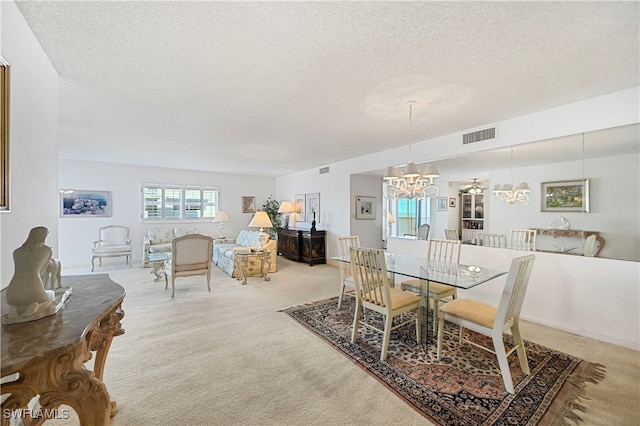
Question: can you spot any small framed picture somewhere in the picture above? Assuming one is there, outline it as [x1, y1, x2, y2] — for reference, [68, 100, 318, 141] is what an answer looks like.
[60, 190, 111, 217]
[449, 198, 456, 208]
[436, 197, 447, 211]
[355, 196, 376, 220]
[294, 194, 306, 222]
[242, 196, 255, 213]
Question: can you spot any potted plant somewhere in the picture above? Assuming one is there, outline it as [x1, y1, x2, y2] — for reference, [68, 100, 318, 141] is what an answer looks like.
[261, 196, 281, 237]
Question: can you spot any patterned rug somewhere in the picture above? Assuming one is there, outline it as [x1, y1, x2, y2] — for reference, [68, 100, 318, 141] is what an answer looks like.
[282, 297, 605, 426]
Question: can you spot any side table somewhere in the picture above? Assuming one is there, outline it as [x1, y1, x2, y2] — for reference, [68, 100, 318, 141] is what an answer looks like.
[148, 252, 169, 282]
[234, 250, 272, 285]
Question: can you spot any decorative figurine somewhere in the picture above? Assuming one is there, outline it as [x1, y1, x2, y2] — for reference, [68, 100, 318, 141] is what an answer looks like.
[311, 211, 317, 233]
[3, 227, 71, 324]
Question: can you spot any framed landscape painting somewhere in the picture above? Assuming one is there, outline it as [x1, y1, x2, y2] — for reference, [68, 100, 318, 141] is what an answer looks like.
[541, 179, 590, 212]
[60, 190, 111, 217]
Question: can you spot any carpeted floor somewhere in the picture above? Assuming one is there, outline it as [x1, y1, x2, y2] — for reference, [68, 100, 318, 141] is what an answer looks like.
[12, 258, 639, 425]
[283, 296, 605, 426]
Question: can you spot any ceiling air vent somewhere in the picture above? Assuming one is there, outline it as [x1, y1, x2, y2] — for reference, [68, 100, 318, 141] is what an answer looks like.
[463, 127, 496, 145]
[319, 166, 330, 175]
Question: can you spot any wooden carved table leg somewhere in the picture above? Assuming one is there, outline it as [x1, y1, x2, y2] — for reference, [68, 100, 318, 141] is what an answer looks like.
[1, 304, 125, 425]
[262, 256, 271, 282]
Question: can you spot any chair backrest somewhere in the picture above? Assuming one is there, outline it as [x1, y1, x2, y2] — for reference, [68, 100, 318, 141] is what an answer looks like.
[418, 224, 430, 240]
[483, 233, 506, 248]
[583, 234, 598, 257]
[427, 238, 461, 264]
[444, 229, 459, 240]
[494, 254, 535, 327]
[338, 236, 360, 280]
[171, 234, 213, 272]
[509, 229, 537, 251]
[349, 247, 391, 309]
[99, 225, 130, 246]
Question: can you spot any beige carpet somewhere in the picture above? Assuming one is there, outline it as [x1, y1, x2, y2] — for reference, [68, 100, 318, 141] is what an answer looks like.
[45, 258, 640, 425]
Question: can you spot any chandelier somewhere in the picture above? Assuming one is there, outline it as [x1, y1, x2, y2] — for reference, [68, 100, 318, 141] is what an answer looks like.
[383, 103, 440, 200]
[492, 147, 530, 205]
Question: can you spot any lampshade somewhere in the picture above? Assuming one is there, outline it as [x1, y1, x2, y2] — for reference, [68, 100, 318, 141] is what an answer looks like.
[212, 211, 230, 223]
[249, 211, 273, 229]
[387, 212, 396, 223]
[278, 201, 295, 213]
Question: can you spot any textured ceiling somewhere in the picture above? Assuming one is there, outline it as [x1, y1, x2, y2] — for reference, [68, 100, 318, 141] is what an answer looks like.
[15, 1, 640, 177]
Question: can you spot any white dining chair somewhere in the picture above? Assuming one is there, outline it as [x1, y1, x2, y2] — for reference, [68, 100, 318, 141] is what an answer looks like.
[583, 234, 598, 257]
[437, 254, 536, 394]
[509, 229, 537, 251]
[350, 247, 421, 361]
[483, 233, 506, 248]
[444, 229, 459, 240]
[337, 235, 360, 309]
[401, 238, 461, 333]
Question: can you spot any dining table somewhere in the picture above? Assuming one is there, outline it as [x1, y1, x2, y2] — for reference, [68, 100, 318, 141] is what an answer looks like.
[331, 251, 507, 352]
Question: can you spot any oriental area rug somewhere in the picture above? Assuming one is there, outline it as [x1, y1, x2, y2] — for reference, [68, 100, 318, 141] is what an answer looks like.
[282, 297, 605, 426]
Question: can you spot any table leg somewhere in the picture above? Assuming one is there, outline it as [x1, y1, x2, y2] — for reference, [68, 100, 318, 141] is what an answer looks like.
[419, 279, 431, 353]
[1, 303, 125, 425]
[262, 256, 271, 282]
[150, 262, 165, 282]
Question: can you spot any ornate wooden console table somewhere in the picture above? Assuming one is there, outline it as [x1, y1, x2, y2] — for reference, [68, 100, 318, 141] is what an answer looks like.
[1, 274, 125, 425]
[530, 228, 605, 256]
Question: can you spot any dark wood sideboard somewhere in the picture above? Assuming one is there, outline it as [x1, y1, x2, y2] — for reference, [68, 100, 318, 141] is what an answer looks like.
[277, 228, 326, 266]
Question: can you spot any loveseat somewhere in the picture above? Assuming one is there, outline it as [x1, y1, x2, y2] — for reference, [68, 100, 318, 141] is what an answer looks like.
[142, 227, 199, 267]
[212, 230, 277, 277]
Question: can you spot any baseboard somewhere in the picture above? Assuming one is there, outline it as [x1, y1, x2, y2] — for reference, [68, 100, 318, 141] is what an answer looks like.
[521, 313, 639, 352]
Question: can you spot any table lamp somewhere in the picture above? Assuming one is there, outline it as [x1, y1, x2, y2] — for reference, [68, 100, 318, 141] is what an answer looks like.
[212, 211, 230, 239]
[278, 201, 295, 229]
[248, 211, 273, 250]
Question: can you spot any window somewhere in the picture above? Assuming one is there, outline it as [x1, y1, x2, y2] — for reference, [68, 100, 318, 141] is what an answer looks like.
[142, 185, 219, 222]
[385, 185, 431, 238]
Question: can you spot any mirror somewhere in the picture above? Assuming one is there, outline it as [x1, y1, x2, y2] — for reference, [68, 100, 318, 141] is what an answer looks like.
[384, 123, 639, 262]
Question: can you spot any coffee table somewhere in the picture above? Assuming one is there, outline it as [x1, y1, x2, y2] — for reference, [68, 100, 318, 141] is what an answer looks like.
[148, 252, 170, 282]
[234, 250, 271, 285]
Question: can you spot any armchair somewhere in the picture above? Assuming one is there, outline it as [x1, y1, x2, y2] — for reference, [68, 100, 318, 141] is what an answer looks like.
[91, 225, 132, 271]
[165, 234, 213, 298]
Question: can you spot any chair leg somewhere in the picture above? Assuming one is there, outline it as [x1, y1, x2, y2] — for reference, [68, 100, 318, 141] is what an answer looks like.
[164, 273, 169, 290]
[380, 314, 393, 361]
[171, 276, 176, 298]
[207, 272, 211, 292]
[511, 321, 530, 375]
[337, 283, 345, 309]
[351, 302, 362, 344]
[492, 331, 515, 394]
[436, 315, 445, 360]
[91, 257, 96, 272]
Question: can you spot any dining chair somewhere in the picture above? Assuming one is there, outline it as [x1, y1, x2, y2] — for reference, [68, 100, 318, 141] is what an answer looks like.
[483, 233, 506, 248]
[337, 235, 360, 309]
[437, 254, 535, 394]
[165, 234, 213, 298]
[400, 238, 461, 333]
[350, 247, 421, 361]
[583, 234, 598, 257]
[418, 224, 430, 240]
[444, 229, 459, 240]
[509, 229, 537, 251]
[91, 225, 132, 272]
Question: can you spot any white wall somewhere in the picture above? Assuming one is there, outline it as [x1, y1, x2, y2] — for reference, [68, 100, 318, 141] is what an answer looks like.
[59, 160, 275, 268]
[277, 87, 640, 350]
[0, 1, 59, 288]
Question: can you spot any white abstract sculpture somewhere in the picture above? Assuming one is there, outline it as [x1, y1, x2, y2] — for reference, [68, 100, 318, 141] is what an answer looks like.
[3, 227, 71, 324]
